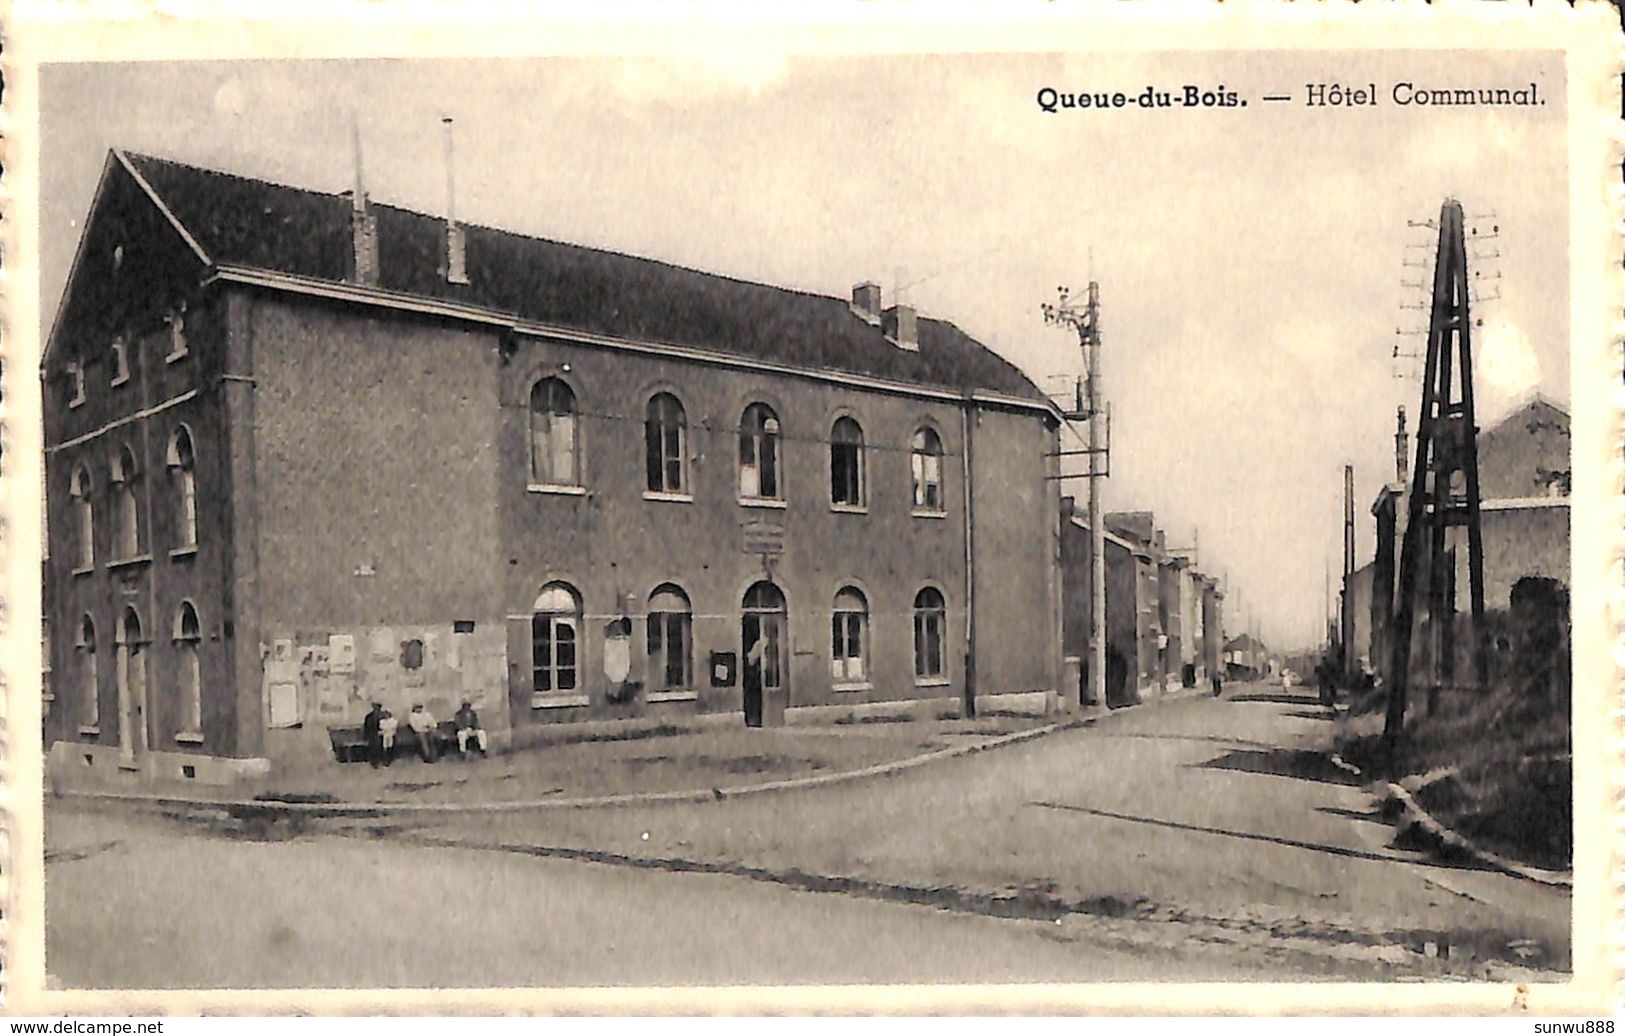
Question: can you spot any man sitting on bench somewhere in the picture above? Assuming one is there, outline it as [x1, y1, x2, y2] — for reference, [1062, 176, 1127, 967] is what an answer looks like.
[405, 703, 439, 763]
[454, 700, 488, 757]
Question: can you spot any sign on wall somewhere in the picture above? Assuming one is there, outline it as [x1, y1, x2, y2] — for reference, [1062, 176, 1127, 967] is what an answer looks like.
[740, 521, 786, 556]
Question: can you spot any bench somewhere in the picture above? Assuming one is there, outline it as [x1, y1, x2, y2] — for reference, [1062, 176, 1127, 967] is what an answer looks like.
[327, 720, 465, 763]
[327, 725, 370, 764]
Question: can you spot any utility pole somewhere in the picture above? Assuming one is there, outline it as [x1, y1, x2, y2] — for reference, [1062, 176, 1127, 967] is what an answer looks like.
[1385, 199, 1489, 747]
[1044, 282, 1107, 711]
[1342, 463, 1356, 680]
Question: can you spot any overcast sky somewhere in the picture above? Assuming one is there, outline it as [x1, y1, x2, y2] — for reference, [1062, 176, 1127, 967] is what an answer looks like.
[40, 53, 1569, 649]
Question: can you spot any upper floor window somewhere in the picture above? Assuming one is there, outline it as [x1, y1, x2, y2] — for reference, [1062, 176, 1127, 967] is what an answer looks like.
[110, 336, 130, 386]
[531, 582, 581, 704]
[167, 427, 197, 550]
[647, 583, 693, 691]
[164, 304, 188, 363]
[738, 403, 782, 501]
[529, 378, 579, 487]
[912, 428, 945, 512]
[645, 393, 688, 495]
[111, 446, 140, 559]
[174, 602, 202, 736]
[70, 465, 94, 570]
[830, 417, 866, 508]
[831, 586, 869, 684]
[65, 362, 86, 409]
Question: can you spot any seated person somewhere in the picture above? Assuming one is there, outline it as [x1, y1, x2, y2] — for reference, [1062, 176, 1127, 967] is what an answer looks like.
[454, 700, 488, 756]
[406, 703, 438, 763]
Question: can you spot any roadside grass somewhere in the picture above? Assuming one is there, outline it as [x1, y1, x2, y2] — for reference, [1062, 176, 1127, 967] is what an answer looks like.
[1336, 682, 1570, 870]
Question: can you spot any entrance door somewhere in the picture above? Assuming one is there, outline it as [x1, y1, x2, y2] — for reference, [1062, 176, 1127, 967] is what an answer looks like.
[741, 581, 786, 728]
[115, 607, 148, 768]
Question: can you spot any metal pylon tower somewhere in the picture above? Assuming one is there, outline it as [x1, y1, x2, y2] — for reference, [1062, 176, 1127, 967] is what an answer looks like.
[1384, 199, 1489, 745]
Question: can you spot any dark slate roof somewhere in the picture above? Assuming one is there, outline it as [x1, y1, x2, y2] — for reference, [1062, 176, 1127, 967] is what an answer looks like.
[123, 152, 1047, 403]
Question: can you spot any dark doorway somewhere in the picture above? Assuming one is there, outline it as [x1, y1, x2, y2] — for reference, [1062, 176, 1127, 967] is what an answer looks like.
[741, 581, 786, 728]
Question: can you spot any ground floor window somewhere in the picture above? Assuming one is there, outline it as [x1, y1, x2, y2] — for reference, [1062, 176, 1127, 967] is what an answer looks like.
[532, 582, 581, 704]
[174, 602, 202, 735]
[647, 584, 693, 690]
[831, 586, 868, 683]
[914, 587, 946, 679]
[76, 614, 99, 728]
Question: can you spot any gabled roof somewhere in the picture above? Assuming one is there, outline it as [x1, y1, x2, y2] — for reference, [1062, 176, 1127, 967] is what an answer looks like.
[113, 151, 1047, 404]
[1483, 392, 1569, 435]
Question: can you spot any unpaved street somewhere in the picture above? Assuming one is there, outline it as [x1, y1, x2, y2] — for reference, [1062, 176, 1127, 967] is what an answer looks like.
[45, 684, 1569, 987]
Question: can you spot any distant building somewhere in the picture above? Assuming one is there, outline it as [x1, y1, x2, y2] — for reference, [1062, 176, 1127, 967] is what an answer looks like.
[1367, 395, 1569, 685]
[1060, 498, 1140, 707]
[42, 150, 1064, 784]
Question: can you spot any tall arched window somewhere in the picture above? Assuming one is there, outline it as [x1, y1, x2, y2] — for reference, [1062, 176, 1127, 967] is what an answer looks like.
[174, 602, 202, 736]
[831, 586, 869, 684]
[167, 427, 197, 549]
[76, 614, 99, 728]
[647, 583, 693, 690]
[738, 403, 781, 501]
[111, 446, 140, 559]
[914, 587, 947, 680]
[911, 428, 945, 512]
[70, 465, 94, 569]
[645, 393, 687, 494]
[529, 378, 579, 486]
[531, 582, 581, 704]
[830, 417, 866, 508]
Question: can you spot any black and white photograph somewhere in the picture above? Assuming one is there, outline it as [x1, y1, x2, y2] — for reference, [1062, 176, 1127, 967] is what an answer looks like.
[4, 5, 1618, 1015]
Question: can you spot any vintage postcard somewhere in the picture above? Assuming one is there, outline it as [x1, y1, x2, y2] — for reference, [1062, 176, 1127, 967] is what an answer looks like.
[1, 1, 1619, 1017]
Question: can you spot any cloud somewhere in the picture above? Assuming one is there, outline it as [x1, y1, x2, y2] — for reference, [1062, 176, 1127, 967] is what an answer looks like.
[1477, 313, 1542, 409]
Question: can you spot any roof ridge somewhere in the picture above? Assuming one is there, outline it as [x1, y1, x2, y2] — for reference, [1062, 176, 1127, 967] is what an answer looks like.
[114, 149, 1047, 402]
[128, 150, 920, 317]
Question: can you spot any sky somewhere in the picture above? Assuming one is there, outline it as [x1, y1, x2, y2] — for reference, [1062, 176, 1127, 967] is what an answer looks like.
[38, 52, 1570, 650]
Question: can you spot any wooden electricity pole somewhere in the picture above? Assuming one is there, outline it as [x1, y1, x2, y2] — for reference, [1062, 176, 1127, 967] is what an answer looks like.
[1384, 199, 1489, 747]
[1045, 282, 1108, 711]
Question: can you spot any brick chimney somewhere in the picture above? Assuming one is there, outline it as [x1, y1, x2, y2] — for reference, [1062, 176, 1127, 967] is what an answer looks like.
[882, 304, 918, 352]
[349, 122, 379, 286]
[442, 116, 469, 286]
[850, 282, 882, 325]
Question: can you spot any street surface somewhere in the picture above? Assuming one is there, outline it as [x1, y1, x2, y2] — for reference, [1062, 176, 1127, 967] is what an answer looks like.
[45, 683, 1569, 987]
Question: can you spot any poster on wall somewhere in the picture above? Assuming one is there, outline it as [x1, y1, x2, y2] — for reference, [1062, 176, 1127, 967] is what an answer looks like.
[329, 634, 355, 674]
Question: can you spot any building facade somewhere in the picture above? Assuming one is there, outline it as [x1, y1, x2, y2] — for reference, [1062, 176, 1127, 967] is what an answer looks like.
[43, 151, 1064, 783]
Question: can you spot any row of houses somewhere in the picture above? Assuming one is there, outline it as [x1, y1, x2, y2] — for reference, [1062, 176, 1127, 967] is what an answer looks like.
[39, 149, 1235, 785]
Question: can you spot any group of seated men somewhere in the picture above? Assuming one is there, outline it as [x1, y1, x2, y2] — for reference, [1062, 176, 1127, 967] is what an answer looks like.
[361, 699, 488, 767]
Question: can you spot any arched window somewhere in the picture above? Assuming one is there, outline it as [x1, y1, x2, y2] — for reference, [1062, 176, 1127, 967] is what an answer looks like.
[531, 582, 581, 704]
[830, 417, 865, 508]
[831, 586, 869, 684]
[167, 427, 197, 549]
[529, 378, 579, 486]
[911, 428, 945, 512]
[76, 614, 99, 729]
[742, 581, 787, 692]
[647, 583, 693, 690]
[111, 446, 140, 559]
[738, 403, 781, 501]
[70, 465, 94, 569]
[173, 602, 202, 736]
[914, 587, 947, 680]
[645, 393, 687, 494]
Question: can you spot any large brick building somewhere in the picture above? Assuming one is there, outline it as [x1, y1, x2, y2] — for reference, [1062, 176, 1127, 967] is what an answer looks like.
[1366, 395, 1570, 685]
[42, 150, 1064, 783]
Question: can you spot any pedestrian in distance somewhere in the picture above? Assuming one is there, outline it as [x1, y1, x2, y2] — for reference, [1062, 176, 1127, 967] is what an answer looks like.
[1211, 671, 1223, 698]
[454, 700, 488, 757]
